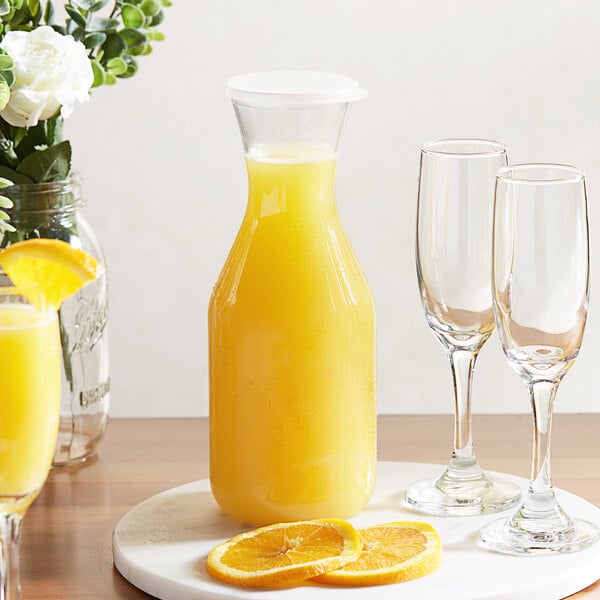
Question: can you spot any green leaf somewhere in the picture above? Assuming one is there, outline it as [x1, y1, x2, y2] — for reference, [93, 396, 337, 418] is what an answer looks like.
[0, 79, 9, 111]
[0, 220, 15, 233]
[16, 140, 72, 183]
[0, 177, 13, 190]
[65, 5, 86, 28]
[131, 43, 152, 56]
[104, 71, 116, 85]
[0, 166, 32, 184]
[71, 0, 95, 9]
[0, 49, 14, 88]
[0, 70, 13, 88]
[84, 31, 106, 48]
[106, 56, 127, 75]
[86, 17, 120, 32]
[121, 3, 144, 28]
[147, 31, 164, 41]
[12, 127, 26, 148]
[26, 0, 40, 16]
[0, 0, 10, 16]
[161, 0, 172, 6]
[43, 0, 53, 24]
[0, 55, 13, 72]
[119, 28, 146, 48]
[8, 118, 57, 159]
[101, 32, 126, 59]
[122, 57, 137, 78]
[150, 10, 163, 26]
[140, 0, 160, 17]
[71, 26, 85, 41]
[89, 0, 111, 11]
[91, 59, 104, 87]
[44, 115, 62, 147]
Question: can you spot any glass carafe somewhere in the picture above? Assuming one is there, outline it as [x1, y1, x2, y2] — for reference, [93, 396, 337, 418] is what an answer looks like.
[209, 72, 376, 525]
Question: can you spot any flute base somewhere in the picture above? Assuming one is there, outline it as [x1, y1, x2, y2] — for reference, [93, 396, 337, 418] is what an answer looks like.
[405, 467, 521, 516]
[481, 514, 600, 555]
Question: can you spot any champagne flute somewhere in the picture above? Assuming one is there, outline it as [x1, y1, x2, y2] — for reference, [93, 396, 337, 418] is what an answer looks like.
[405, 139, 521, 515]
[481, 163, 600, 553]
[0, 286, 60, 597]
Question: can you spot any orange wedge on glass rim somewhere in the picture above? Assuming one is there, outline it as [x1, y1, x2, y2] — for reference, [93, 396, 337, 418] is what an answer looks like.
[313, 521, 442, 586]
[206, 519, 362, 588]
[0, 238, 104, 310]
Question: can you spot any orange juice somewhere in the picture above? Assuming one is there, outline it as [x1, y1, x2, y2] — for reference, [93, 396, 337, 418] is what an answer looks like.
[209, 144, 376, 525]
[0, 304, 60, 512]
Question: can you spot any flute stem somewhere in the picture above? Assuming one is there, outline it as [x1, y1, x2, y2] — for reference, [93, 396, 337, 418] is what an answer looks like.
[447, 349, 481, 478]
[529, 380, 556, 498]
[507, 379, 573, 533]
[0, 512, 22, 600]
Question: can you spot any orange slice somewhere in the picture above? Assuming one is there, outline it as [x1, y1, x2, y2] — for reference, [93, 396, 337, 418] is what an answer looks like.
[0, 238, 104, 310]
[206, 519, 362, 588]
[314, 521, 442, 586]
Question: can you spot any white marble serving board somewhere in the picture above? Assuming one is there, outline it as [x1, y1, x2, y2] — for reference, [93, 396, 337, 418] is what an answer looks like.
[113, 462, 600, 600]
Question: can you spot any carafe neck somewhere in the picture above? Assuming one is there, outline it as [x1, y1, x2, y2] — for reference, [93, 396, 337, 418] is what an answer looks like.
[233, 103, 350, 157]
[245, 146, 337, 219]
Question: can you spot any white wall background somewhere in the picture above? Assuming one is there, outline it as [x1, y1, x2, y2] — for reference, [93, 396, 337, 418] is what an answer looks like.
[65, 0, 600, 417]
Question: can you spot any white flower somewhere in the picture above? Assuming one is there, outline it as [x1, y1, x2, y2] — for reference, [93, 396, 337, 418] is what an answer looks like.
[0, 26, 93, 128]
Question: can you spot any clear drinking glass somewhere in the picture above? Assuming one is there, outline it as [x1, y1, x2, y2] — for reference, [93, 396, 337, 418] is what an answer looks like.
[481, 163, 600, 553]
[0, 286, 61, 597]
[405, 139, 521, 515]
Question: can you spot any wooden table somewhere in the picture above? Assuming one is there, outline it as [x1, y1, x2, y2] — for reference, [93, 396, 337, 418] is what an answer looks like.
[22, 415, 600, 599]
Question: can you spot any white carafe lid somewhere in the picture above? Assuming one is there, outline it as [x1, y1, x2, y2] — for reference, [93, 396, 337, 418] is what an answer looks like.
[226, 71, 367, 106]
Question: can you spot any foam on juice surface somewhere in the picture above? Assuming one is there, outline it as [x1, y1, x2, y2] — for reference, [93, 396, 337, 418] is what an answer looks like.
[247, 142, 337, 164]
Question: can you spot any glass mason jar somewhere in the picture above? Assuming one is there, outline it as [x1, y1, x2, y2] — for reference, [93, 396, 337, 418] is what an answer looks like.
[0, 173, 110, 467]
[209, 72, 376, 525]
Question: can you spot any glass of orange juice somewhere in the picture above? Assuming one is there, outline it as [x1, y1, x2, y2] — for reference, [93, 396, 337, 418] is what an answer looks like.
[0, 285, 61, 599]
[209, 72, 376, 525]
